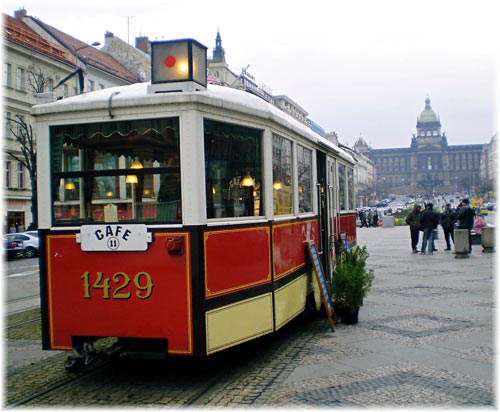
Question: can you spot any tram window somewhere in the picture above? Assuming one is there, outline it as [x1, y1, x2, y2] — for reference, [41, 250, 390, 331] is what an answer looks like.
[272, 134, 293, 215]
[297, 145, 312, 213]
[50, 117, 181, 224]
[338, 163, 346, 210]
[347, 167, 354, 210]
[204, 119, 262, 218]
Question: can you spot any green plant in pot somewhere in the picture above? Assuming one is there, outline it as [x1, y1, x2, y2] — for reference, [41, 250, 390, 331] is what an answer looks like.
[332, 246, 374, 324]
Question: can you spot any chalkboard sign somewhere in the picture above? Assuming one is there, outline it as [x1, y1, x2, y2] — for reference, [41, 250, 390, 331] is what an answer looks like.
[343, 236, 351, 252]
[306, 241, 335, 331]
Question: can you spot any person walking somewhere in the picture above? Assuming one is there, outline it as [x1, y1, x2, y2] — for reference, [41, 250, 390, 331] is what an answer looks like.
[359, 210, 368, 228]
[406, 204, 422, 253]
[367, 210, 373, 228]
[420, 202, 439, 255]
[457, 198, 475, 253]
[440, 203, 457, 250]
[372, 211, 379, 228]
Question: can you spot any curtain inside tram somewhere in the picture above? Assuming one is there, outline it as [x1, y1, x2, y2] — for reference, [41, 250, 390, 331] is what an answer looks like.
[204, 119, 263, 219]
[50, 117, 181, 225]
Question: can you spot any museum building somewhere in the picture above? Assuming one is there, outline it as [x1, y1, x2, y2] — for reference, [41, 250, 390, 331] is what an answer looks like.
[354, 97, 484, 196]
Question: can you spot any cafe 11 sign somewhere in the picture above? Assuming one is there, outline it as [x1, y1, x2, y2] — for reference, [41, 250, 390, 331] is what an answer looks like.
[78, 224, 152, 251]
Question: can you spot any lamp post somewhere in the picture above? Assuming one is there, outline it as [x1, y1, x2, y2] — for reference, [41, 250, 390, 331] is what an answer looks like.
[54, 42, 100, 95]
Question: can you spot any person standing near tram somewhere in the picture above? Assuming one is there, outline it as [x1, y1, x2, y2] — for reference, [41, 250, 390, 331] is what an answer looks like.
[406, 203, 422, 253]
[440, 203, 457, 251]
[420, 203, 439, 255]
[458, 198, 475, 253]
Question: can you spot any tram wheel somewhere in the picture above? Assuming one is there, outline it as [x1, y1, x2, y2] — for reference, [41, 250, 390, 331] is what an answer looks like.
[64, 356, 83, 373]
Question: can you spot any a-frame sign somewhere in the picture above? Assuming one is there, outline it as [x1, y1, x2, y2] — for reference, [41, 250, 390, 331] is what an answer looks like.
[306, 241, 335, 331]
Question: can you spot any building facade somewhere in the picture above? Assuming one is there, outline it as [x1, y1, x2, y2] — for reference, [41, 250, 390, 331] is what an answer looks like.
[354, 97, 484, 197]
[326, 132, 374, 207]
[3, 8, 137, 232]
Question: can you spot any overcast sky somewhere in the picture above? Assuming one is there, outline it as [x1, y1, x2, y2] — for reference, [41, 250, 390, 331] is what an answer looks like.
[3, 0, 498, 148]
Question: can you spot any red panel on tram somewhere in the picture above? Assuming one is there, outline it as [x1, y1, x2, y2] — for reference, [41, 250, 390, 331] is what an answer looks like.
[272, 219, 318, 280]
[45, 232, 193, 355]
[339, 213, 357, 246]
[204, 226, 271, 298]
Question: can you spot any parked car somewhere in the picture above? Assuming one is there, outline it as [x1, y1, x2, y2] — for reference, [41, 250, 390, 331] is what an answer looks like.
[3, 235, 25, 260]
[4, 231, 39, 258]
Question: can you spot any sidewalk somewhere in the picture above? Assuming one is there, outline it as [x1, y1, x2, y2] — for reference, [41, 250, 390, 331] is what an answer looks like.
[267, 225, 495, 407]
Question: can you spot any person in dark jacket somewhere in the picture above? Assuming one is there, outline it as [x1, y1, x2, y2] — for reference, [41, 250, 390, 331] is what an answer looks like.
[458, 198, 475, 253]
[405, 203, 422, 253]
[440, 203, 457, 250]
[420, 203, 439, 255]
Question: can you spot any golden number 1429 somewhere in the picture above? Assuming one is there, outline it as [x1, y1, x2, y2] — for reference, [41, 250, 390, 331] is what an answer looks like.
[81, 271, 154, 300]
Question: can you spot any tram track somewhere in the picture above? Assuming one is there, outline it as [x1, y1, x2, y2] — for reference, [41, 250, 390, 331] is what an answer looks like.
[7, 359, 114, 408]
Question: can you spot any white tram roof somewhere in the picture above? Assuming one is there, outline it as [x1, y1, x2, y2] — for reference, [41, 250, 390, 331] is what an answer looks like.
[33, 83, 354, 164]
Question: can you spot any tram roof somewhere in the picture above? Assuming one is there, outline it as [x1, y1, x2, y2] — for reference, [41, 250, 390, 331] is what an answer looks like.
[33, 83, 354, 164]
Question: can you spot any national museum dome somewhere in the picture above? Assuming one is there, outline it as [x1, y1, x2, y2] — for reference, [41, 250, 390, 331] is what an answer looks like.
[418, 96, 439, 123]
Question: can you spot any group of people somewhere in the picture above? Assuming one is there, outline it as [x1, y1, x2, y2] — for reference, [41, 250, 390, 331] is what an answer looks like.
[405, 198, 487, 255]
[358, 209, 379, 228]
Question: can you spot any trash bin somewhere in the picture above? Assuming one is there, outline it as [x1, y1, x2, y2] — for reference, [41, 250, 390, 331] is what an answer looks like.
[382, 215, 394, 228]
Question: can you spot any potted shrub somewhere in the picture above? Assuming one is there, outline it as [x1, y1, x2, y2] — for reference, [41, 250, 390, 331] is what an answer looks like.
[331, 246, 374, 324]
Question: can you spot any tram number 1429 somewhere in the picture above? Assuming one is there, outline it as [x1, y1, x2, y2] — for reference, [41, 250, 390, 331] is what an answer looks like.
[81, 271, 154, 300]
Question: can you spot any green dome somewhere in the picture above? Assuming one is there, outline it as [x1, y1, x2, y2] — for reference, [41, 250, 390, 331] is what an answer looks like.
[418, 97, 438, 123]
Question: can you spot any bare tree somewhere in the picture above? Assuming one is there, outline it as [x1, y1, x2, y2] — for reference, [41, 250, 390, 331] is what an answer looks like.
[27, 65, 51, 93]
[6, 115, 38, 230]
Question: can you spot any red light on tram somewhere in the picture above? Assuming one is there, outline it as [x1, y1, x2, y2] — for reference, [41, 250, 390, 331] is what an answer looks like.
[165, 55, 176, 68]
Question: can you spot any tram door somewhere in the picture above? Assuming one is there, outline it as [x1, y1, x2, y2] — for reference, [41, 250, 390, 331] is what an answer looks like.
[317, 151, 336, 283]
[325, 156, 337, 281]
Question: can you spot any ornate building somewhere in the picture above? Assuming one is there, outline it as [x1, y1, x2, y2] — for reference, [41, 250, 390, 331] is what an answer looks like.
[354, 97, 484, 196]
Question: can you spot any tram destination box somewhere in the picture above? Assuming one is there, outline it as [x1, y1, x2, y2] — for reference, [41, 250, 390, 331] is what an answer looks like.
[78, 224, 152, 251]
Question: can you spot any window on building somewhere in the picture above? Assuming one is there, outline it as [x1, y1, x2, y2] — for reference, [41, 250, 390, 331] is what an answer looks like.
[17, 163, 24, 188]
[338, 163, 346, 210]
[63, 84, 68, 98]
[73, 86, 78, 96]
[272, 134, 293, 215]
[4, 63, 12, 87]
[297, 145, 312, 213]
[4, 111, 11, 139]
[99, 83, 105, 90]
[51, 117, 181, 224]
[47, 78, 53, 91]
[420, 131, 425, 136]
[16, 115, 25, 137]
[5, 161, 11, 188]
[16, 67, 25, 91]
[204, 119, 262, 219]
[426, 131, 431, 136]
[433, 130, 438, 136]
[88, 80, 94, 91]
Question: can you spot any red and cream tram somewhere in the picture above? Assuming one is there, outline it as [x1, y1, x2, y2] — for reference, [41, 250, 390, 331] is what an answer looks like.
[33, 39, 356, 364]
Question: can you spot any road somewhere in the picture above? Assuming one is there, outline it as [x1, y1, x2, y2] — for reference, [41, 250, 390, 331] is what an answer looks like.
[5, 257, 40, 314]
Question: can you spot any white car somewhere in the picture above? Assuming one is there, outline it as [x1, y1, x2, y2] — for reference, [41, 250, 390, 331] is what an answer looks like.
[6, 231, 39, 258]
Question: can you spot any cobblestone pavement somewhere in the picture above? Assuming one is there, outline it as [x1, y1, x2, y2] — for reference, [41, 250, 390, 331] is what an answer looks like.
[5, 225, 495, 407]
[264, 225, 495, 407]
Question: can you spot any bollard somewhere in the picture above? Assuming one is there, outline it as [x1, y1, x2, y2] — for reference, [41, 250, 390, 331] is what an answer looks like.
[481, 227, 495, 253]
[382, 215, 394, 228]
[454, 229, 470, 258]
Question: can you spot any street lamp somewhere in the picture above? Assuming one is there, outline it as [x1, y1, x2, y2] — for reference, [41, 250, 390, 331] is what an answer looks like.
[74, 41, 101, 53]
[54, 41, 100, 95]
